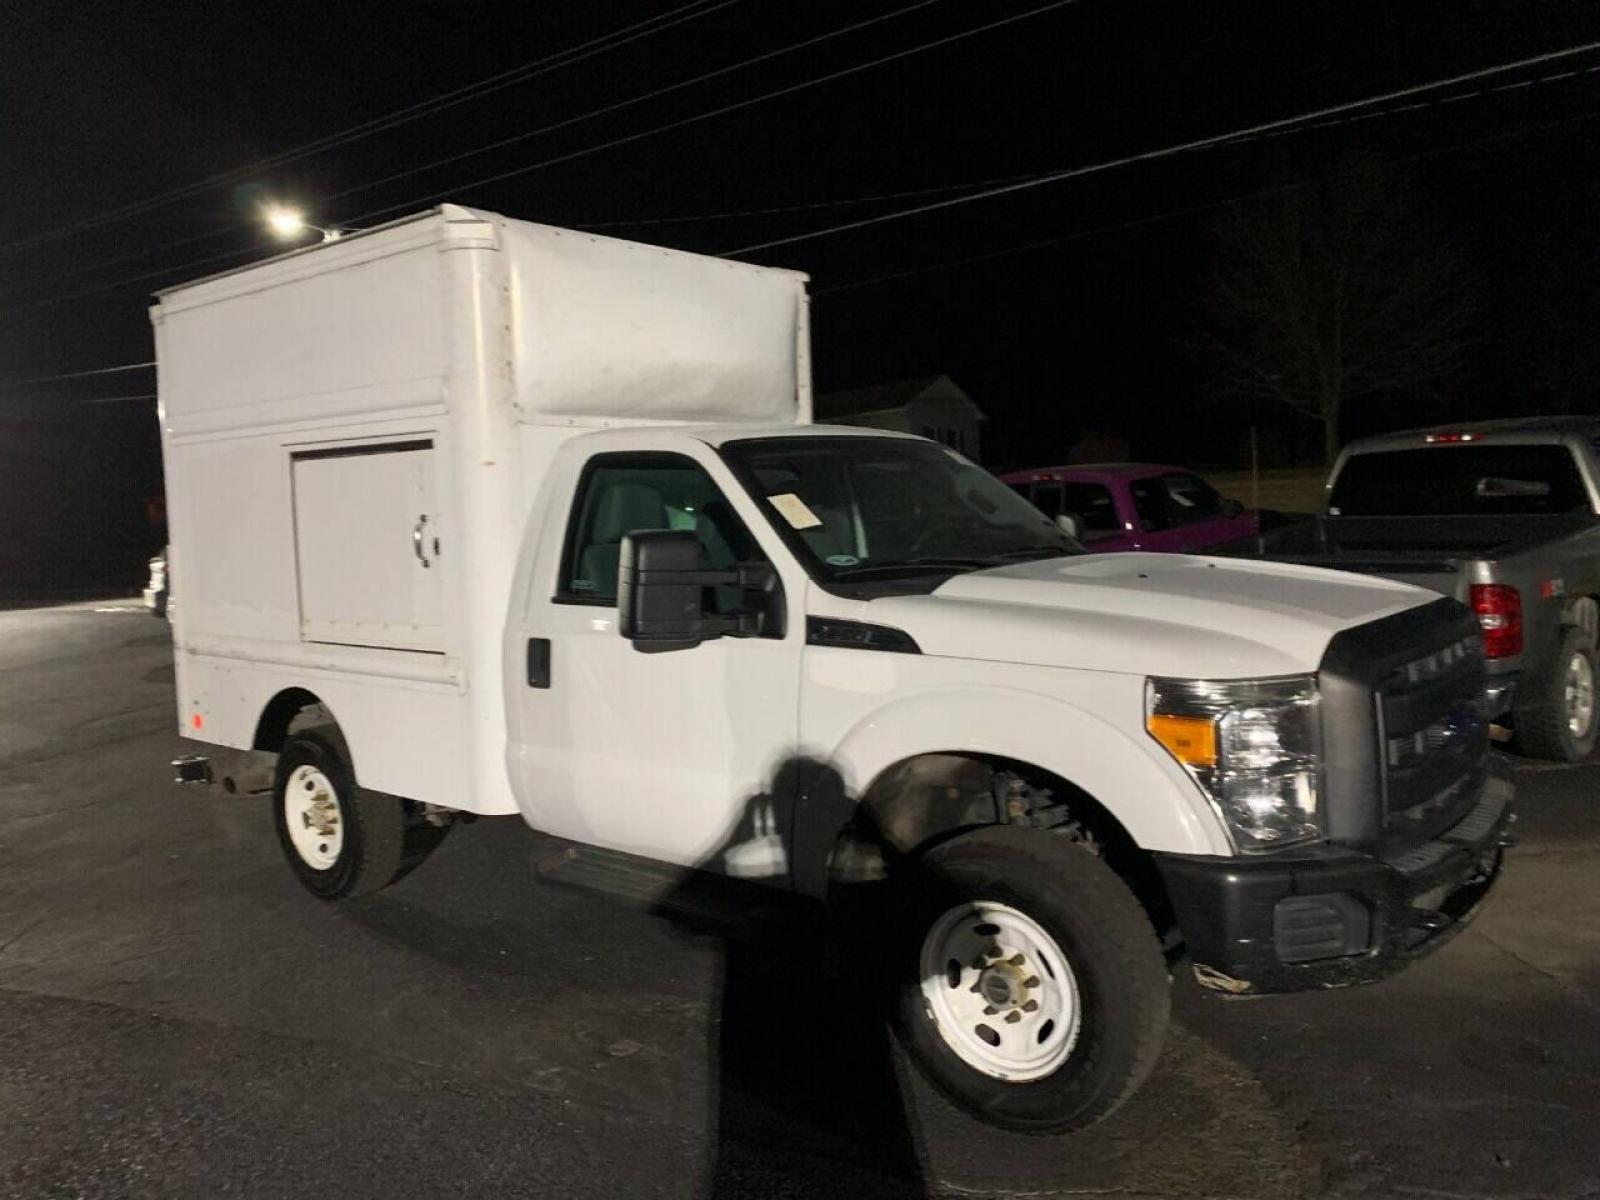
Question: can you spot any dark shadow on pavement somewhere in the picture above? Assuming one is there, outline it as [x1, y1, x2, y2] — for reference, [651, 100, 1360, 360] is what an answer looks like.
[654, 756, 930, 1199]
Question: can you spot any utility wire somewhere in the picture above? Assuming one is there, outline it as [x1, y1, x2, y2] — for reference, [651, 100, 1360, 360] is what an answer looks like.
[15, 245, 267, 313]
[0, 0, 741, 259]
[813, 105, 1600, 296]
[24, 0, 946, 293]
[37, 31, 1600, 299]
[572, 172, 1050, 229]
[7, 361, 155, 385]
[720, 41, 1600, 255]
[78, 392, 157, 406]
[323, 0, 946, 207]
[17, 39, 1600, 314]
[336, 0, 1081, 229]
[16, 101, 1600, 391]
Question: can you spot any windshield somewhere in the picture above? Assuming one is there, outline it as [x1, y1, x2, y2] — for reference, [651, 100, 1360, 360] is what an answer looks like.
[1329, 445, 1593, 516]
[720, 436, 1077, 582]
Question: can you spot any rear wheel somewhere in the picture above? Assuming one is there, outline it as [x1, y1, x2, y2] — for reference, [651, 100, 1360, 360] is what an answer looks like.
[892, 826, 1169, 1133]
[1515, 626, 1597, 762]
[272, 729, 448, 899]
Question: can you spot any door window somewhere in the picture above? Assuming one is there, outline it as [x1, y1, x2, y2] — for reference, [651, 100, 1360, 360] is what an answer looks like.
[558, 452, 761, 605]
[1129, 473, 1225, 531]
[1028, 482, 1064, 518]
[1060, 482, 1120, 534]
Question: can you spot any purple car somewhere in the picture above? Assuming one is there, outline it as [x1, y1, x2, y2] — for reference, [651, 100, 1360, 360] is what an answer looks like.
[999, 463, 1259, 553]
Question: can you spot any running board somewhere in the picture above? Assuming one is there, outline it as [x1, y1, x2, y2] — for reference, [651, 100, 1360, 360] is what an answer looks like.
[532, 842, 807, 940]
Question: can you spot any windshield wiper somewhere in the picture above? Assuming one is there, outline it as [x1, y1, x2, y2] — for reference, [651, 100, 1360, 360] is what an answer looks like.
[830, 557, 996, 579]
[985, 545, 1075, 562]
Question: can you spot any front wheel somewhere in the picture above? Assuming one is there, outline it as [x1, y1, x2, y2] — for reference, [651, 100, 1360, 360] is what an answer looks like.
[893, 826, 1169, 1133]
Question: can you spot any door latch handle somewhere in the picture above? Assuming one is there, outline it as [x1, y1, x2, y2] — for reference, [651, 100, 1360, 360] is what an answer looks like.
[526, 638, 552, 688]
[413, 514, 431, 569]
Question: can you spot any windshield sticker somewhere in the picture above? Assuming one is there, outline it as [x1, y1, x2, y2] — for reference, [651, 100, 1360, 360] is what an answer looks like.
[768, 492, 823, 530]
[825, 553, 860, 567]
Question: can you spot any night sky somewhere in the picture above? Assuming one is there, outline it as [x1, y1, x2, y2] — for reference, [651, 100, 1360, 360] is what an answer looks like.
[3, 0, 1599, 590]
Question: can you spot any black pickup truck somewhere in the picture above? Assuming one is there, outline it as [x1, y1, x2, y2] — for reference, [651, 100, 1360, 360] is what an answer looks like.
[1221, 416, 1600, 761]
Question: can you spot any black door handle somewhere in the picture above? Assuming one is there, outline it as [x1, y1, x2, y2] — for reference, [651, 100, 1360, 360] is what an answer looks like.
[526, 638, 552, 688]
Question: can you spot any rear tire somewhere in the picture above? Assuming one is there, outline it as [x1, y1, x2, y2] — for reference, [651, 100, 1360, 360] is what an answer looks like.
[1514, 626, 1597, 762]
[272, 730, 445, 899]
[891, 826, 1169, 1133]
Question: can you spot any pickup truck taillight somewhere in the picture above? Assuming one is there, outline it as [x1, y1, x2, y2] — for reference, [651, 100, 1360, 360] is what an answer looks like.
[1470, 583, 1523, 658]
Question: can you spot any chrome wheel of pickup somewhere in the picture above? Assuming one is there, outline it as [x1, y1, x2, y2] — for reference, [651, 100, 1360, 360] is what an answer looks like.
[1566, 649, 1595, 740]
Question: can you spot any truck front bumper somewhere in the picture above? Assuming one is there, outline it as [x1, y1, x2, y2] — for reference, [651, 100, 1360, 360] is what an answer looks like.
[1154, 771, 1514, 996]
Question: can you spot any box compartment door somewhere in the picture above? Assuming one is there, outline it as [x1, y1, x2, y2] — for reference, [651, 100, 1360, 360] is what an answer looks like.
[292, 440, 444, 652]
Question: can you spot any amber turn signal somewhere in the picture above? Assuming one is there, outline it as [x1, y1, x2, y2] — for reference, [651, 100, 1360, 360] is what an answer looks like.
[1147, 712, 1217, 768]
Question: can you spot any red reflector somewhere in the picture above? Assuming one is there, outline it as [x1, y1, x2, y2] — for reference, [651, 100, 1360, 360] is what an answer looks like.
[1470, 584, 1523, 658]
[192, 712, 204, 730]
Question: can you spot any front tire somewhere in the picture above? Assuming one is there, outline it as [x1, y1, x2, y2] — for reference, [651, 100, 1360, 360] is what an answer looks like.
[1515, 625, 1598, 762]
[892, 826, 1169, 1133]
[272, 730, 443, 899]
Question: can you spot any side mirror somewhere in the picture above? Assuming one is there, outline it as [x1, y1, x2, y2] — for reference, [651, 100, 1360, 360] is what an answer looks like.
[617, 529, 781, 652]
[1055, 512, 1083, 540]
[1219, 497, 1245, 517]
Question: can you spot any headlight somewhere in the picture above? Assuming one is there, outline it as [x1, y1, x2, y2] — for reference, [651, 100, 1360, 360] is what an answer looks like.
[1146, 675, 1321, 853]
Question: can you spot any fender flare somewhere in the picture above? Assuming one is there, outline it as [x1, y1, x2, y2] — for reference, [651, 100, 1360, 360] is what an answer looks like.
[792, 685, 1228, 896]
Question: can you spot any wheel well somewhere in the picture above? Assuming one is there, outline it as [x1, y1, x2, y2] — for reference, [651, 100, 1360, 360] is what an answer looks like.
[252, 688, 331, 754]
[852, 752, 1176, 943]
[1564, 595, 1599, 641]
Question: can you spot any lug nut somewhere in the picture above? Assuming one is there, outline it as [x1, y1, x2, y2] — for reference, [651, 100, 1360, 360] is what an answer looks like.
[1021, 999, 1039, 1012]
[1023, 976, 1040, 988]
[1009, 953, 1025, 966]
[1004, 1011, 1022, 1024]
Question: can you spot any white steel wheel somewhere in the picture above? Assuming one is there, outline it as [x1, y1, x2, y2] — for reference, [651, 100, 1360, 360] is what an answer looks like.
[918, 900, 1081, 1082]
[283, 763, 345, 870]
[1566, 649, 1595, 740]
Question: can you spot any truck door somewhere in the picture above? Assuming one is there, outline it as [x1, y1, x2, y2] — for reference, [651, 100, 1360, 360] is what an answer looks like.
[292, 440, 444, 652]
[508, 445, 803, 875]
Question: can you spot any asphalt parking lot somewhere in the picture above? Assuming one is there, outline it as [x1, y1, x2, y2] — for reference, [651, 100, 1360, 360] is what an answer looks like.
[1, 600, 1597, 1199]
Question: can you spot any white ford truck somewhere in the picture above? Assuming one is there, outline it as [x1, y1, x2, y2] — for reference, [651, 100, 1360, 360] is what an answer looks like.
[156, 204, 1511, 1132]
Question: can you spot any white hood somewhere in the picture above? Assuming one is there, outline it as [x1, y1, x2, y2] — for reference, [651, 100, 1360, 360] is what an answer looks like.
[863, 553, 1433, 678]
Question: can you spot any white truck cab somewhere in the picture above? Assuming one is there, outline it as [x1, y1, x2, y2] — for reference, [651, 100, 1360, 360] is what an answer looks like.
[155, 205, 1511, 1132]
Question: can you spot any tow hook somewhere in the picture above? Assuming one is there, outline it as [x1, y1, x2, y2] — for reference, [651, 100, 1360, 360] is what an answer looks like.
[172, 755, 213, 786]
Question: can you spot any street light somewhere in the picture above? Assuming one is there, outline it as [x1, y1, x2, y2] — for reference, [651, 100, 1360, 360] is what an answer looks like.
[263, 205, 343, 244]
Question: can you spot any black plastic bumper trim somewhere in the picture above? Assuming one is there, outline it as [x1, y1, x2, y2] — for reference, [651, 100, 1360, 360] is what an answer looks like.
[1155, 771, 1512, 995]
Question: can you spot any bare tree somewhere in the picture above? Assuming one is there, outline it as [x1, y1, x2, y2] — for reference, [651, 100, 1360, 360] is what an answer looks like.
[1205, 163, 1475, 463]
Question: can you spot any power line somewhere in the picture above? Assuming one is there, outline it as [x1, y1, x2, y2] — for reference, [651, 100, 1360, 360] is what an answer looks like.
[46, 48, 1599, 304]
[19, 37, 1600, 315]
[16, 102, 1599, 395]
[813, 105, 1600, 296]
[336, 0, 1081, 229]
[78, 393, 157, 406]
[7, 361, 155, 385]
[0, 0, 741, 260]
[15, 244, 263, 313]
[571, 172, 1051, 229]
[578, 57, 1599, 234]
[12, 0, 945, 296]
[323, 0, 946, 208]
[720, 40, 1600, 256]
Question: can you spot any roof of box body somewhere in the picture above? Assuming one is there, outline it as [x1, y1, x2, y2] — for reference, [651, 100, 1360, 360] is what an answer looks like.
[153, 204, 806, 299]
